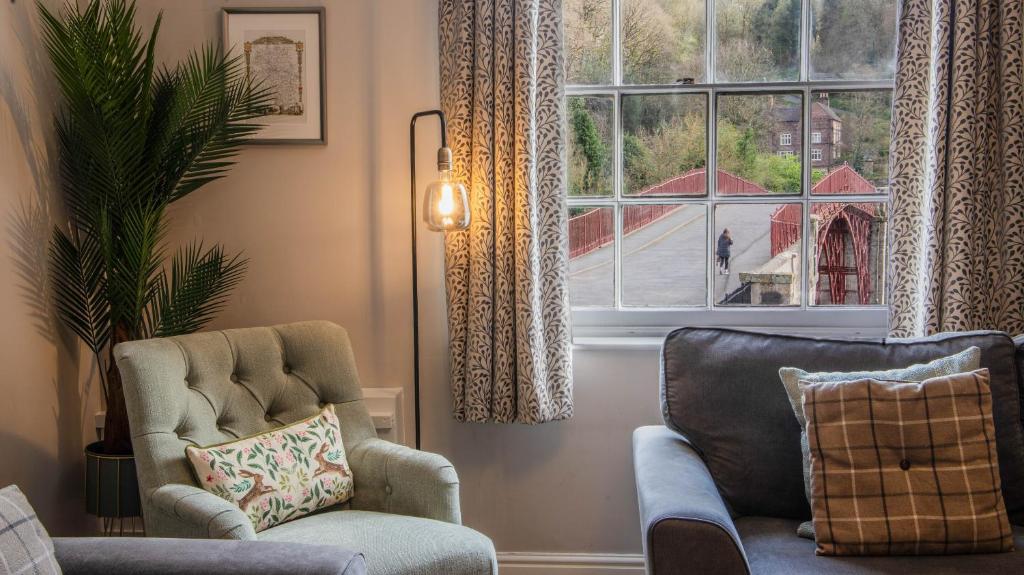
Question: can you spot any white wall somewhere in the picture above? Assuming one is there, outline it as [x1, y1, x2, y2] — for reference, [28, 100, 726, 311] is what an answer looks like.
[0, 0, 96, 535]
[1, 0, 664, 555]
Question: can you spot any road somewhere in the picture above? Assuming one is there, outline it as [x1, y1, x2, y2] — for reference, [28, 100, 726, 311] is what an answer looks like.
[568, 203, 783, 307]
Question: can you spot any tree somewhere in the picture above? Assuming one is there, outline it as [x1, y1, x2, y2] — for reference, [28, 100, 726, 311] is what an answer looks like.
[564, 0, 612, 83]
[569, 98, 609, 195]
[828, 91, 892, 186]
[620, 0, 672, 84]
[811, 0, 897, 79]
[623, 134, 656, 192]
[566, 0, 705, 85]
[41, 0, 271, 454]
[751, 0, 801, 75]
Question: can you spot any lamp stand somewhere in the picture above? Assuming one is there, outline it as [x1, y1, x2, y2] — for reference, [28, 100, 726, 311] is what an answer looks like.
[409, 110, 448, 450]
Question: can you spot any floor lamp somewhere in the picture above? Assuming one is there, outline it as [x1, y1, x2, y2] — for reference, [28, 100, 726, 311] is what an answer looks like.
[409, 110, 469, 449]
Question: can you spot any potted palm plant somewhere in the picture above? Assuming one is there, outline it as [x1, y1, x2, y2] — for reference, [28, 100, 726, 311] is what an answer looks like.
[40, 0, 271, 524]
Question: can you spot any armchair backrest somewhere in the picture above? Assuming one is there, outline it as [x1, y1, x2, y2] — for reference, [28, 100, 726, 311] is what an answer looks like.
[661, 328, 1024, 524]
[114, 321, 377, 506]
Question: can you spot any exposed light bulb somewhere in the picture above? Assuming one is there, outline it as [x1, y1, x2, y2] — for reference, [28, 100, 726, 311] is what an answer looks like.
[438, 183, 455, 216]
[423, 167, 469, 232]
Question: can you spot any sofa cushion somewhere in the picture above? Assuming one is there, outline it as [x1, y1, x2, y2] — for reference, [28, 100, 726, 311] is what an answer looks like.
[0, 485, 60, 575]
[736, 516, 1024, 574]
[804, 370, 1013, 556]
[258, 509, 496, 575]
[660, 328, 1024, 522]
[780, 346, 982, 522]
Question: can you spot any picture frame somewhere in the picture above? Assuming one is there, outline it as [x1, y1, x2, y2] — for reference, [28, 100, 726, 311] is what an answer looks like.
[222, 7, 326, 144]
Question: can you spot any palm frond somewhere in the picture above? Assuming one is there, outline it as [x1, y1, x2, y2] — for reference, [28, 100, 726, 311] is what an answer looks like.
[162, 45, 274, 202]
[146, 242, 247, 338]
[105, 201, 168, 339]
[50, 226, 110, 354]
[39, 0, 159, 210]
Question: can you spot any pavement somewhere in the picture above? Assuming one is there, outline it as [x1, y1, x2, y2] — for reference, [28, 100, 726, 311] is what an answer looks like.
[568, 203, 785, 307]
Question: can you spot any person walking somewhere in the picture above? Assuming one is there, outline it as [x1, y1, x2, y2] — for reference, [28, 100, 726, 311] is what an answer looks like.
[716, 228, 733, 275]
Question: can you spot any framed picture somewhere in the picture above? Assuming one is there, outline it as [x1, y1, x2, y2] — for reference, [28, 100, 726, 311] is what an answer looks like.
[222, 7, 326, 144]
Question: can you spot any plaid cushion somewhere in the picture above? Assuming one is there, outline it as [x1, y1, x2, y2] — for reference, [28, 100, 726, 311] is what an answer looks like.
[778, 346, 982, 539]
[802, 369, 1014, 556]
[0, 485, 60, 574]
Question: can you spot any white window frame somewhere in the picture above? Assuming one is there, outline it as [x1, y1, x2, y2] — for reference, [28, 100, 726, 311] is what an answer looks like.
[779, 132, 793, 146]
[812, 131, 822, 143]
[566, 0, 892, 338]
[811, 148, 823, 161]
[777, 150, 794, 158]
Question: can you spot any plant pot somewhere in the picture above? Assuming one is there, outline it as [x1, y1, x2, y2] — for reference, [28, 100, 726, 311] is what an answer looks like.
[84, 441, 141, 518]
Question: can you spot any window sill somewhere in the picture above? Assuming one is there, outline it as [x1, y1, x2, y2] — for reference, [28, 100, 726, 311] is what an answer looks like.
[571, 311, 890, 351]
[573, 336, 665, 351]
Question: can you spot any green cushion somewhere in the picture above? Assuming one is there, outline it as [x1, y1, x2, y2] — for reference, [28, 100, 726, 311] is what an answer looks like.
[778, 346, 982, 539]
[258, 509, 496, 575]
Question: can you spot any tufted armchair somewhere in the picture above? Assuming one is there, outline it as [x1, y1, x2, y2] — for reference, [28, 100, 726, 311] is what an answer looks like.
[113, 321, 496, 575]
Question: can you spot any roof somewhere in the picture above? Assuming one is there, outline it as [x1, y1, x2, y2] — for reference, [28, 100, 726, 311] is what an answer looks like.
[772, 101, 841, 123]
[811, 164, 878, 195]
[812, 101, 841, 121]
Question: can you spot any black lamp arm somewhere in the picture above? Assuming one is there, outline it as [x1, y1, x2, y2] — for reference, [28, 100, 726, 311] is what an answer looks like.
[411, 109, 449, 156]
[408, 109, 450, 450]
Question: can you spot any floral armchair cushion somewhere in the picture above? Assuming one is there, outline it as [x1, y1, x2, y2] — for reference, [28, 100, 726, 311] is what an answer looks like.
[185, 405, 354, 532]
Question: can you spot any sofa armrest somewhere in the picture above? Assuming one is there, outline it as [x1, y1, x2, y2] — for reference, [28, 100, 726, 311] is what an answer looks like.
[633, 426, 749, 575]
[53, 538, 365, 575]
[149, 483, 256, 540]
[347, 438, 461, 524]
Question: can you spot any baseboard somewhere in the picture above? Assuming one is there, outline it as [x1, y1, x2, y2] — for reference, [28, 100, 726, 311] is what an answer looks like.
[496, 552, 645, 575]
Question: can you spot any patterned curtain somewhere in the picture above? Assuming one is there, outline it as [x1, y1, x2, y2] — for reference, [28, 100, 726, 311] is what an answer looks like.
[438, 0, 574, 423]
[888, 0, 1024, 337]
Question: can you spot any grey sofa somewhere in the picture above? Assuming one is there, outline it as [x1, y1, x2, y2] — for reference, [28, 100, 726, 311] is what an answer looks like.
[634, 327, 1024, 574]
[113, 321, 496, 575]
[53, 538, 364, 574]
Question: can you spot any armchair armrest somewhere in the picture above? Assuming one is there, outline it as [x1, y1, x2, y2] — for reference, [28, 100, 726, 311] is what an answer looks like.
[633, 426, 749, 575]
[53, 538, 365, 575]
[347, 438, 461, 524]
[148, 483, 256, 540]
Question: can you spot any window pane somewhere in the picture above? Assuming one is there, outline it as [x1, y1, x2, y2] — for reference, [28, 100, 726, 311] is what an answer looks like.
[568, 96, 614, 197]
[810, 202, 887, 305]
[714, 203, 802, 306]
[622, 0, 706, 84]
[810, 91, 891, 194]
[716, 93, 802, 195]
[715, 0, 801, 82]
[622, 204, 707, 306]
[810, 0, 897, 80]
[569, 206, 615, 306]
[622, 94, 707, 196]
[564, 0, 613, 84]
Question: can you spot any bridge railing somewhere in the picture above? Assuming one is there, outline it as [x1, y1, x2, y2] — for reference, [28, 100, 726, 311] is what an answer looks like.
[569, 204, 681, 259]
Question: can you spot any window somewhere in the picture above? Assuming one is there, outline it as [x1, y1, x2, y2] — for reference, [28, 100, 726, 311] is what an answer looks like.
[564, 0, 896, 329]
